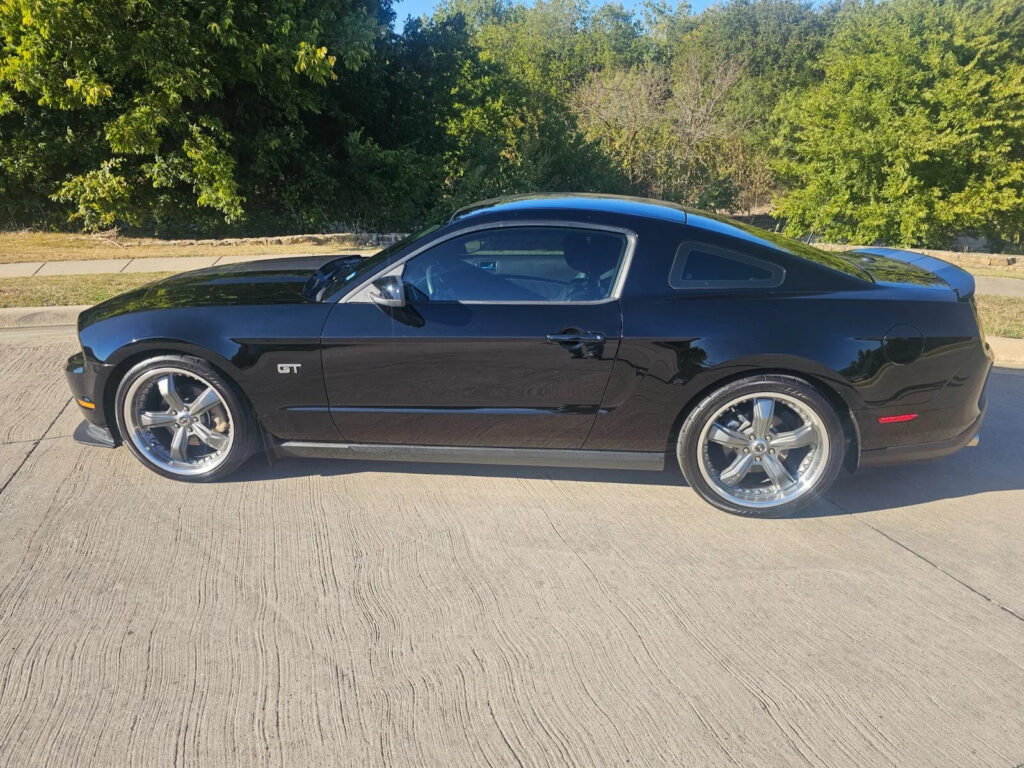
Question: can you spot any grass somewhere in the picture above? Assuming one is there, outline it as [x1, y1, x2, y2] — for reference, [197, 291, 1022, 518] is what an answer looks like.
[964, 265, 1024, 280]
[976, 295, 1024, 339]
[0, 230, 374, 264]
[0, 273, 175, 307]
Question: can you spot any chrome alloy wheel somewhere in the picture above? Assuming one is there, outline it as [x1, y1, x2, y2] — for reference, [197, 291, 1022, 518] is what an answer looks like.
[691, 391, 830, 510]
[122, 367, 234, 477]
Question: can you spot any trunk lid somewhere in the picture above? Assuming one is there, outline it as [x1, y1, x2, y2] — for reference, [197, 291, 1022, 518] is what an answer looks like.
[839, 247, 976, 298]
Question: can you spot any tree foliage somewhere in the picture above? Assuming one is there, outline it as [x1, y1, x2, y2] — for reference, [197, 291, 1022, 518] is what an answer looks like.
[1, 0, 1023, 249]
[572, 54, 753, 208]
[0, 0, 382, 231]
[774, 0, 1024, 246]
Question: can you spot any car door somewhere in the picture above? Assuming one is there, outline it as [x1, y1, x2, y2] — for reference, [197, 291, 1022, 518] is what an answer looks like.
[319, 223, 635, 448]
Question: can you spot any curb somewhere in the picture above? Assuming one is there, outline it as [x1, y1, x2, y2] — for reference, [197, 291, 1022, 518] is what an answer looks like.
[2, 305, 1022, 366]
[989, 336, 1024, 367]
[0, 305, 88, 329]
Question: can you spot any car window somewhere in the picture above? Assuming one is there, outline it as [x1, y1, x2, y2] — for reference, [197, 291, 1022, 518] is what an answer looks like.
[401, 227, 629, 303]
[669, 242, 784, 290]
[326, 221, 443, 295]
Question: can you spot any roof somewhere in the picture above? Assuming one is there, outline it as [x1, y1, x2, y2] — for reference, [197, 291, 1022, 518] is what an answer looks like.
[451, 193, 873, 282]
[450, 193, 690, 226]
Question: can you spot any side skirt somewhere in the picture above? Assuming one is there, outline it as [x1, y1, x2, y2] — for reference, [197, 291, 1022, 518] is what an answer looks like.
[275, 440, 666, 472]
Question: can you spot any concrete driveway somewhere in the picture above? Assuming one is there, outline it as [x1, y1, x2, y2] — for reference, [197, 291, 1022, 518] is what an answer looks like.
[1, 324, 1022, 768]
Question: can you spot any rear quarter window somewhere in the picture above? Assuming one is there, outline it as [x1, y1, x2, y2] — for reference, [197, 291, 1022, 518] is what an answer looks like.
[669, 242, 784, 290]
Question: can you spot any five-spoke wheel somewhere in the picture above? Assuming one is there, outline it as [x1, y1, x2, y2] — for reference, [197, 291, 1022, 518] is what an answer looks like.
[677, 375, 844, 517]
[115, 355, 258, 481]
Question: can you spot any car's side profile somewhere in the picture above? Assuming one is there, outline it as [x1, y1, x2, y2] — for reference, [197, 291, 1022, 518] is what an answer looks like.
[66, 194, 993, 516]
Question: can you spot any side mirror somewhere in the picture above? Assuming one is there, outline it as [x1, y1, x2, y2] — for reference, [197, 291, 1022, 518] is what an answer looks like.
[370, 276, 406, 308]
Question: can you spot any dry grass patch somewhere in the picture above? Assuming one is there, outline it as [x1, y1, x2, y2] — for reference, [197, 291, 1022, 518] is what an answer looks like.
[0, 231, 376, 264]
[976, 295, 1024, 339]
[963, 264, 1024, 280]
[0, 273, 175, 307]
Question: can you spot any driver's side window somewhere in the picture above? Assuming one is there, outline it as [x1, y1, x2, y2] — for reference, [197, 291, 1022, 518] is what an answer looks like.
[401, 226, 628, 303]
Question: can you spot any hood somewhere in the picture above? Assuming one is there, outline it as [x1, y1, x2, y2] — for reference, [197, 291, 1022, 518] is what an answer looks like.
[78, 254, 361, 330]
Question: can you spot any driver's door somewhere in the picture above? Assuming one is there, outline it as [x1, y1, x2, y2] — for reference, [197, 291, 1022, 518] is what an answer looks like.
[319, 224, 632, 449]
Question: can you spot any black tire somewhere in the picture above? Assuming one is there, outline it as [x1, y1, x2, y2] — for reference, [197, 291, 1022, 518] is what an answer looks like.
[677, 374, 845, 518]
[114, 354, 260, 482]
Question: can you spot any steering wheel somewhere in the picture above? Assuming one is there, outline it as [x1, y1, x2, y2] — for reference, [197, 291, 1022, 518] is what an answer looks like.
[425, 264, 455, 301]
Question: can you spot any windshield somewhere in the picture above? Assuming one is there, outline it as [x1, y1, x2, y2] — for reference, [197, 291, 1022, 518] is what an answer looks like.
[327, 222, 444, 294]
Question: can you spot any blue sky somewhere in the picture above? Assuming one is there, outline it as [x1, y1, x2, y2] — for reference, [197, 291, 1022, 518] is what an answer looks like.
[393, 0, 715, 23]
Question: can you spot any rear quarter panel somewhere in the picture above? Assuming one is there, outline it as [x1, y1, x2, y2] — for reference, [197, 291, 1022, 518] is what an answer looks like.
[586, 286, 988, 457]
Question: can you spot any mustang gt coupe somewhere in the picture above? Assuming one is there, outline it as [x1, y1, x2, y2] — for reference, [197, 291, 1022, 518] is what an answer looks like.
[66, 195, 992, 516]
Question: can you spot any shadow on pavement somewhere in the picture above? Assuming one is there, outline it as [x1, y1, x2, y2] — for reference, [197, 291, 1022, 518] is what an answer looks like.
[232, 453, 689, 488]
[230, 367, 1023, 519]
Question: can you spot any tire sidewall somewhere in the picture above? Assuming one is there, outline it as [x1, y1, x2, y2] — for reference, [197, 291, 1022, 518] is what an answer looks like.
[678, 375, 845, 518]
[114, 354, 257, 482]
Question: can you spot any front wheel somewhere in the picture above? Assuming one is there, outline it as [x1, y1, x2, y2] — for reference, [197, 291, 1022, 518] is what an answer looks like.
[115, 355, 259, 482]
[677, 375, 845, 517]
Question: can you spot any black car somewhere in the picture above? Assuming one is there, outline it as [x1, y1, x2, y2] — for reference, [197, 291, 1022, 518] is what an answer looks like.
[65, 194, 992, 516]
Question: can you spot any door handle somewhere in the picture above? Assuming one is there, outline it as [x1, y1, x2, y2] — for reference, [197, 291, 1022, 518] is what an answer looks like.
[546, 331, 605, 346]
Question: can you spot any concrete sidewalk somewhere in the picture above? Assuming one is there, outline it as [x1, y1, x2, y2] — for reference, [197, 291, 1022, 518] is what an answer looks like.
[976, 275, 1024, 298]
[0, 249, 376, 278]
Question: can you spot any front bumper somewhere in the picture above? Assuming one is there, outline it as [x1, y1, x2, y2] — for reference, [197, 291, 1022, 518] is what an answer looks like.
[65, 351, 115, 430]
[73, 420, 119, 449]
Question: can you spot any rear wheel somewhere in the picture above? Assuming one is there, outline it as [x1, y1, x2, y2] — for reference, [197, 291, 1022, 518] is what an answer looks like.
[115, 355, 258, 482]
[677, 375, 844, 517]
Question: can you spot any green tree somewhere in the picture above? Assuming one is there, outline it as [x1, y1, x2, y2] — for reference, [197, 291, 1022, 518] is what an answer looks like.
[675, 0, 838, 211]
[451, 0, 647, 202]
[774, 0, 1024, 247]
[0, 0, 383, 231]
[572, 53, 750, 206]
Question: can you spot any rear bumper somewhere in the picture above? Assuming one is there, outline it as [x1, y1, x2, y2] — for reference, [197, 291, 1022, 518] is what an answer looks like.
[858, 391, 986, 468]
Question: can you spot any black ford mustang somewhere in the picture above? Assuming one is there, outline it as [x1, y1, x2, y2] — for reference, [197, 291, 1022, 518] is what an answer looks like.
[66, 195, 992, 516]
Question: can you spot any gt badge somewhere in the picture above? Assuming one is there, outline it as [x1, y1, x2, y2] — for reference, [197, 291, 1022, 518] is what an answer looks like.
[277, 363, 302, 374]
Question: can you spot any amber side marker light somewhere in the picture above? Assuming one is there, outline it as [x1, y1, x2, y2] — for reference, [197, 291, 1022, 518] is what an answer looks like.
[76, 398, 95, 410]
[878, 413, 917, 424]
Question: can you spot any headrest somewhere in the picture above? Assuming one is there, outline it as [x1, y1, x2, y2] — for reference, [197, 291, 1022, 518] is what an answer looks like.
[562, 232, 622, 278]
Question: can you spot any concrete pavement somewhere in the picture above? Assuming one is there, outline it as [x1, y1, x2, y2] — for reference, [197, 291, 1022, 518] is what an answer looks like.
[0, 323, 1022, 767]
[976, 275, 1024, 298]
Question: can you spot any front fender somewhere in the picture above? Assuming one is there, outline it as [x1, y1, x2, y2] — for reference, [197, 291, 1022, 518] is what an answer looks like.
[78, 304, 337, 441]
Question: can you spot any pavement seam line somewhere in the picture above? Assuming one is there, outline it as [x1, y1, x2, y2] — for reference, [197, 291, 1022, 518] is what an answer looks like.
[0, 397, 73, 498]
[860, 518, 1024, 625]
[823, 495, 1024, 625]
